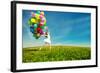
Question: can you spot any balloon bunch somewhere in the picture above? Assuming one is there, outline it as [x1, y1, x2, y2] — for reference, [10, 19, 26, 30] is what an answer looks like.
[28, 11, 48, 39]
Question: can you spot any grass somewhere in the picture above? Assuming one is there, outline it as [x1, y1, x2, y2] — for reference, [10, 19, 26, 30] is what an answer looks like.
[22, 46, 91, 63]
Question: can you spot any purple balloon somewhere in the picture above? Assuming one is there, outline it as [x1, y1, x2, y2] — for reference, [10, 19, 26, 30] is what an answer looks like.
[39, 29, 44, 35]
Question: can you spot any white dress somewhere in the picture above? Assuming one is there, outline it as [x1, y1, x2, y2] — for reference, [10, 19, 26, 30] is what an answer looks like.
[44, 33, 51, 44]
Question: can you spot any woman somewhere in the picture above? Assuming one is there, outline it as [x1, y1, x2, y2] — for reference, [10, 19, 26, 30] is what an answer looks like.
[44, 32, 51, 49]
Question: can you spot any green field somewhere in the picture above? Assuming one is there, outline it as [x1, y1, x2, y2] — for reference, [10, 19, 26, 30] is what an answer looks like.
[22, 46, 91, 63]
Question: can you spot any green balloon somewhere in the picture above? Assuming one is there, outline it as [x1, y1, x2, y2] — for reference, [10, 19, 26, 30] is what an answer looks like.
[37, 11, 40, 14]
[35, 36, 39, 39]
[40, 25, 45, 29]
[33, 33, 40, 39]
[44, 23, 46, 26]
[34, 24, 38, 28]
[28, 20, 32, 26]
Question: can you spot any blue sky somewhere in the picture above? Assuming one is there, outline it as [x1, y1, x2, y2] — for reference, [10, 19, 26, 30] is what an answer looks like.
[22, 10, 91, 48]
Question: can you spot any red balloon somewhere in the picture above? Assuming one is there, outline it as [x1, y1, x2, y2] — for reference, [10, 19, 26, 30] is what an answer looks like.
[37, 27, 41, 32]
[39, 24, 43, 27]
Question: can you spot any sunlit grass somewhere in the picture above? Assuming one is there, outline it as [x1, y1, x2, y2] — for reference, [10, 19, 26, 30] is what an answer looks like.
[22, 46, 91, 63]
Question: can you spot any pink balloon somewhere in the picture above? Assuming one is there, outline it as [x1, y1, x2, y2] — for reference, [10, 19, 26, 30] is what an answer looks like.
[41, 17, 45, 21]
[40, 21, 44, 24]
[40, 17, 46, 23]
[41, 19, 45, 22]
[39, 15, 43, 19]
[32, 13, 36, 17]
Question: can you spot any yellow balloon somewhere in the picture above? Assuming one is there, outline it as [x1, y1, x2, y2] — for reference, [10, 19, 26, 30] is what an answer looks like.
[37, 33, 40, 37]
[31, 18, 36, 23]
[40, 12, 44, 15]
[35, 14, 40, 20]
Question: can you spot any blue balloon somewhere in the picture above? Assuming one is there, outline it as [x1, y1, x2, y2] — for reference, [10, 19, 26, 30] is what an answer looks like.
[30, 26, 34, 33]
